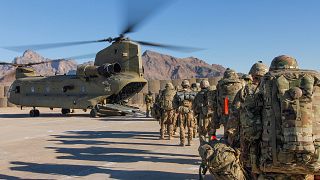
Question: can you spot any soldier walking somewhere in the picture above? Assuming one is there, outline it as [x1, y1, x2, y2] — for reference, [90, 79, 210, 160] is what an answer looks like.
[193, 80, 214, 141]
[225, 61, 268, 178]
[174, 80, 196, 146]
[215, 68, 243, 135]
[144, 91, 154, 118]
[159, 83, 176, 140]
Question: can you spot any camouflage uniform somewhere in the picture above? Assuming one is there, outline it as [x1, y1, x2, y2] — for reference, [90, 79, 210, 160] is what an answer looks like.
[225, 61, 268, 178]
[152, 90, 162, 121]
[191, 82, 203, 138]
[159, 83, 176, 140]
[145, 91, 154, 118]
[215, 68, 243, 134]
[251, 56, 318, 179]
[198, 136, 246, 180]
[174, 80, 196, 146]
[193, 80, 214, 141]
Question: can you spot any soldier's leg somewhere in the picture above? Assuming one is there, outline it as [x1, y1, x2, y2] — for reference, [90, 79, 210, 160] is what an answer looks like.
[173, 112, 177, 135]
[179, 113, 185, 146]
[146, 104, 149, 117]
[160, 112, 167, 139]
[187, 112, 193, 146]
[168, 110, 174, 140]
[193, 116, 197, 138]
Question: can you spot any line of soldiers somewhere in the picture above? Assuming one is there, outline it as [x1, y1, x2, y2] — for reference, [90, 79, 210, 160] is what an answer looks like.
[148, 78, 218, 147]
[198, 55, 320, 179]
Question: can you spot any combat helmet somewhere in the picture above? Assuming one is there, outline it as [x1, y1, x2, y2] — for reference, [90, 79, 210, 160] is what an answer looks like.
[165, 82, 174, 90]
[269, 55, 299, 71]
[181, 79, 190, 88]
[200, 80, 210, 89]
[249, 61, 268, 76]
[242, 74, 253, 81]
[191, 83, 197, 89]
[223, 68, 238, 79]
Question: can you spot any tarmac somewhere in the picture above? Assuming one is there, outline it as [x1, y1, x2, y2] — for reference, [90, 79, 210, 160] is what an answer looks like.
[0, 107, 222, 180]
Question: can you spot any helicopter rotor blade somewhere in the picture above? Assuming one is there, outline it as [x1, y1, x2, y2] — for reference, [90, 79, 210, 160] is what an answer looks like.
[2, 38, 113, 52]
[120, 0, 173, 35]
[133, 40, 205, 53]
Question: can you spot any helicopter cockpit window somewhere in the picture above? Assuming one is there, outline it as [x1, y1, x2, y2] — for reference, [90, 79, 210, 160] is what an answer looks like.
[114, 49, 118, 54]
[31, 87, 35, 93]
[15, 86, 20, 94]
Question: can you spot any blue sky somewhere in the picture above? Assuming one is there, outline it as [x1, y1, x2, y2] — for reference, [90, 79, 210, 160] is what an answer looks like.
[0, 0, 319, 73]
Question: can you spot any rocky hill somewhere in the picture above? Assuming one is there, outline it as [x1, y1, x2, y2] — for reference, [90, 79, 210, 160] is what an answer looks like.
[0, 50, 225, 84]
[0, 50, 77, 84]
[142, 50, 224, 80]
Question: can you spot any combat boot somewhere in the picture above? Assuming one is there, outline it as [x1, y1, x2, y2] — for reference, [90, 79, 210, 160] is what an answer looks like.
[159, 129, 165, 140]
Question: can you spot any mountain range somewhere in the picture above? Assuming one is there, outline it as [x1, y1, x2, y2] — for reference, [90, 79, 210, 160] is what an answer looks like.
[0, 50, 225, 85]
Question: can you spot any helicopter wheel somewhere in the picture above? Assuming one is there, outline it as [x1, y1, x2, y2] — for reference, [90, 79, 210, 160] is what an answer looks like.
[90, 109, 98, 118]
[61, 108, 71, 115]
[30, 109, 40, 117]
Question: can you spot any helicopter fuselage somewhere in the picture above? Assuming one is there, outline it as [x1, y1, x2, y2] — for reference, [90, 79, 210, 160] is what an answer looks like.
[7, 40, 147, 111]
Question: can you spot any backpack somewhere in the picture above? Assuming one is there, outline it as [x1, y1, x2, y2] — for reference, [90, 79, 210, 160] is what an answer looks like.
[217, 79, 243, 125]
[160, 89, 176, 110]
[257, 69, 320, 175]
[198, 141, 246, 180]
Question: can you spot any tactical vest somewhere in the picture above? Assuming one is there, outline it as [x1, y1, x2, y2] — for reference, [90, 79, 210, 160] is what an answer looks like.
[194, 89, 212, 116]
[217, 78, 243, 125]
[176, 90, 196, 108]
[257, 69, 320, 175]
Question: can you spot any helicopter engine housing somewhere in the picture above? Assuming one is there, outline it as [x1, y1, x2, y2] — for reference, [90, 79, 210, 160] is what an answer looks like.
[76, 63, 121, 78]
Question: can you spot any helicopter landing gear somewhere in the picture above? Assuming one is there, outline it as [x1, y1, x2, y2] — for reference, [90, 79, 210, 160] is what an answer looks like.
[61, 108, 71, 115]
[90, 105, 99, 118]
[30, 108, 40, 117]
[90, 109, 97, 118]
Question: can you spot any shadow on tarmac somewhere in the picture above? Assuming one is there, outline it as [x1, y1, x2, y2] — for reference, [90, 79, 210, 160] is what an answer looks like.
[9, 130, 199, 179]
[10, 162, 196, 179]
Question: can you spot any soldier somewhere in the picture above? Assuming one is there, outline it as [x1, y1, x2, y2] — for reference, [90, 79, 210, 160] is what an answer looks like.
[193, 80, 213, 141]
[144, 91, 154, 118]
[174, 80, 196, 146]
[249, 56, 318, 179]
[215, 68, 243, 135]
[152, 90, 162, 122]
[159, 83, 176, 140]
[191, 82, 201, 92]
[225, 61, 268, 178]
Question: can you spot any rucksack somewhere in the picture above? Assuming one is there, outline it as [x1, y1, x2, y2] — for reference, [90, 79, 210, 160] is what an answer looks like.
[257, 69, 320, 175]
[198, 140, 246, 180]
[216, 78, 243, 125]
[160, 89, 176, 110]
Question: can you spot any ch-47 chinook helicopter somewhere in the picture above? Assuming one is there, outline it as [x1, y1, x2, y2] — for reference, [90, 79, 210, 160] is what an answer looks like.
[0, 0, 202, 117]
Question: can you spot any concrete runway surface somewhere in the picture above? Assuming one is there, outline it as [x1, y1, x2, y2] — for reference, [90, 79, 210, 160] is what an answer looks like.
[0, 107, 222, 180]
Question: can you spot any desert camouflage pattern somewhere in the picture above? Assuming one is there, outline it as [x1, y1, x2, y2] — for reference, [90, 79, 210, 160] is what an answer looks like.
[226, 81, 262, 177]
[152, 91, 162, 121]
[174, 87, 196, 146]
[216, 68, 243, 133]
[159, 83, 176, 140]
[145, 92, 154, 117]
[193, 87, 214, 141]
[198, 139, 246, 180]
[254, 69, 320, 175]
[269, 55, 299, 71]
